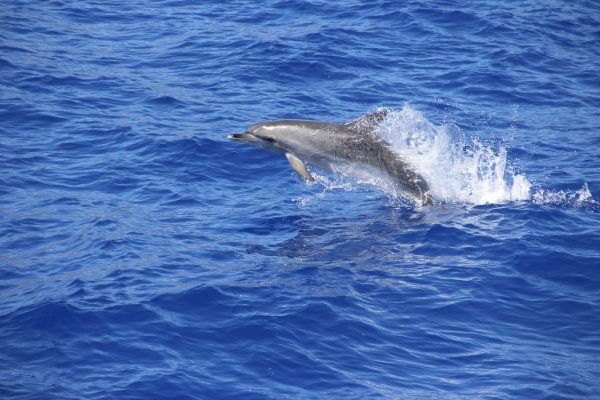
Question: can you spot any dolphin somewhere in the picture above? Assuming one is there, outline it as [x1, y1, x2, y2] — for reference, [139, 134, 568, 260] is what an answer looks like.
[228, 110, 435, 206]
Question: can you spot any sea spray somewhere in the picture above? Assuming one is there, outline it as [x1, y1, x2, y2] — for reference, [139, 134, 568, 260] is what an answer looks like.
[299, 106, 595, 209]
[531, 182, 597, 209]
[378, 105, 531, 205]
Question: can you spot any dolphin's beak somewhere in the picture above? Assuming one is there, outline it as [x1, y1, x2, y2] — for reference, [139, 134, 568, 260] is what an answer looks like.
[228, 133, 255, 141]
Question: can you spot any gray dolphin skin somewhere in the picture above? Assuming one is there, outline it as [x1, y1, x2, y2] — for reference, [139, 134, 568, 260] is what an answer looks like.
[228, 110, 435, 206]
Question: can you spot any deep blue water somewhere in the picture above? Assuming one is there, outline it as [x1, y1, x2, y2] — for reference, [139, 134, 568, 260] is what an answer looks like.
[2, 1, 600, 398]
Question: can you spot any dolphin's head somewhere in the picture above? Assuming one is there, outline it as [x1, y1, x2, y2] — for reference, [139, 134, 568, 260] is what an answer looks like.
[228, 121, 298, 154]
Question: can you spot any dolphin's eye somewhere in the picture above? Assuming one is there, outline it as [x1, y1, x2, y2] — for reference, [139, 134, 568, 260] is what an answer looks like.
[263, 137, 275, 143]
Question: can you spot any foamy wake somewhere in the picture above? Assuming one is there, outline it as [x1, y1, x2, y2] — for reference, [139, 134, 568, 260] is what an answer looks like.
[298, 105, 596, 209]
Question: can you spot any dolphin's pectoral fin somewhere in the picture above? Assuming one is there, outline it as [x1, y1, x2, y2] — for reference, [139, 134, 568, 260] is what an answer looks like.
[285, 153, 314, 181]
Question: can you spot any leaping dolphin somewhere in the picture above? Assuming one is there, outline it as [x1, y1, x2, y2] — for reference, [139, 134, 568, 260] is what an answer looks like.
[228, 110, 435, 206]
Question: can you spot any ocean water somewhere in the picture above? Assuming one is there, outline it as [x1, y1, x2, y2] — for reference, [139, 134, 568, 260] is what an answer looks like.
[1, 0, 600, 398]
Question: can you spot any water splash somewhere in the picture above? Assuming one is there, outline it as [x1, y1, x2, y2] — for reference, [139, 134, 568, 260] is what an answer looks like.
[531, 183, 597, 210]
[377, 105, 531, 205]
[295, 172, 356, 207]
[299, 105, 596, 209]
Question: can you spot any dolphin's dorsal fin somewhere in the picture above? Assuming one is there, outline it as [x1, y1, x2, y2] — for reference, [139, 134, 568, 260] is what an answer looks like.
[285, 153, 314, 181]
[345, 109, 390, 133]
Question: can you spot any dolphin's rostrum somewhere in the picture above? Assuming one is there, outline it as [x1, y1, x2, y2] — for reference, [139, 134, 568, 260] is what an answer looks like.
[228, 110, 435, 206]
